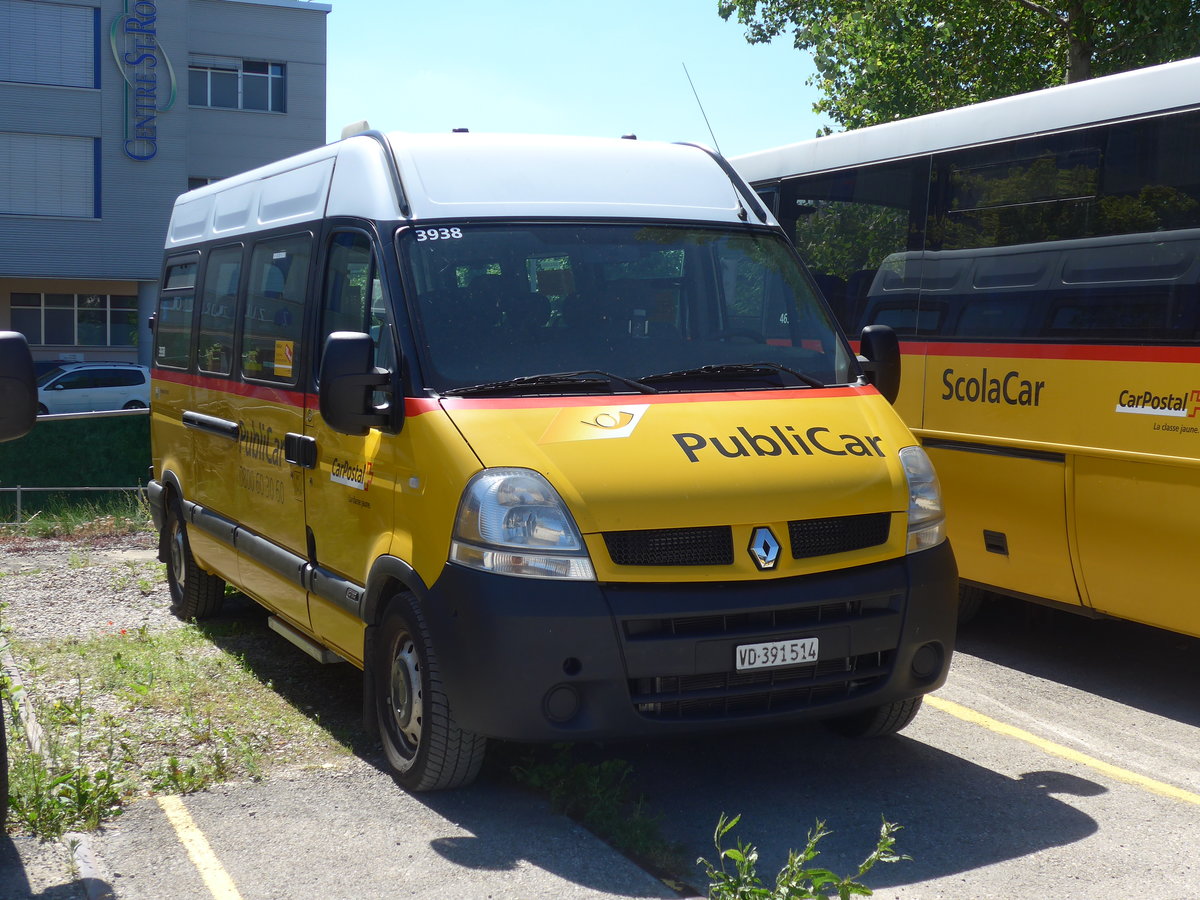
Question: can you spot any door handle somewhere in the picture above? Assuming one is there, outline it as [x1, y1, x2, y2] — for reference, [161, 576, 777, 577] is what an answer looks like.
[285, 433, 317, 469]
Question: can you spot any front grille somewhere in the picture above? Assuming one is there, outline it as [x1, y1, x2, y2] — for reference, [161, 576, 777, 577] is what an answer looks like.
[604, 525, 733, 567]
[789, 513, 890, 559]
[623, 600, 865, 641]
[631, 651, 893, 719]
[603, 514, 890, 568]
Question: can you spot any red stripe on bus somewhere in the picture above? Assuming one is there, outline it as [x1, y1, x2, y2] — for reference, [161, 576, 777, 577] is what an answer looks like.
[436, 386, 874, 412]
[896, 341, 1200, 364]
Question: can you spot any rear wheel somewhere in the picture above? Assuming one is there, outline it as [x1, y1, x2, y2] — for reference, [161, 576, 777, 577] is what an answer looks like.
[825, 696, 923, 738]
[123, 400, 146, 410]
[374, 595, 485, 791]
[163, 501, 225, 620]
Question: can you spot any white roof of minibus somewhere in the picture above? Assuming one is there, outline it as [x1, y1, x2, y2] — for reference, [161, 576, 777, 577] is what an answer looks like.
[732, 55, 1200, 183]
[165, 132, 757, 248]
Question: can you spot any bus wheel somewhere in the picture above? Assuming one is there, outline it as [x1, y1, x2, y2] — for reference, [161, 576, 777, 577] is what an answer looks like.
[958, 585, 985, 624]
[824, 696, 923, 738]
[163, 502, 225, 620]
[374, 596, 485, 792]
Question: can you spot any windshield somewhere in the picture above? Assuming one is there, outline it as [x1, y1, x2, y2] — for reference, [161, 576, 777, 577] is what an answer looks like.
[399, 223, 856, 393]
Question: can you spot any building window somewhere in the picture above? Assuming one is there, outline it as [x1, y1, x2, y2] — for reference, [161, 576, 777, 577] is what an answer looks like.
[0, 0, 97, 89]
[12, 293, 138, 347]
[188, 58, 286, 113]
[0, 133, 97, 218]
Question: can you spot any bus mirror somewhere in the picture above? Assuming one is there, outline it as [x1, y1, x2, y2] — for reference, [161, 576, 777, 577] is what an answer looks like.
[318, 331, 394, 436]
[858, 324, 901, 404]
[0, 331, 37, 442]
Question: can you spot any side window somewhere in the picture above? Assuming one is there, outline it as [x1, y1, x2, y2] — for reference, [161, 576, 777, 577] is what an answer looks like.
[155, 259, 197, 369]
[318, 231, 392, 376]
[198, 245, 242, 376]
[242, 234, 311, 383]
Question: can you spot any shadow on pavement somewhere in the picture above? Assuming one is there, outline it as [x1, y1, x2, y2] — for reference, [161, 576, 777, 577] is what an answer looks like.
[957, 595, 1200, 728]
[602, 724, 1102, 890]
[194, 596, 677, 898]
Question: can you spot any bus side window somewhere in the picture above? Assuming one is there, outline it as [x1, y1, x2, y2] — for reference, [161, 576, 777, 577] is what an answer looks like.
[242, 234, 311, 383]
[155, 258, 197, 369]
[197, 245, 243, 376]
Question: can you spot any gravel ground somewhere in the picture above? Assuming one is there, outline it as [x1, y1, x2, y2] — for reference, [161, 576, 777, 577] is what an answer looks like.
[0, 530, 179, 643]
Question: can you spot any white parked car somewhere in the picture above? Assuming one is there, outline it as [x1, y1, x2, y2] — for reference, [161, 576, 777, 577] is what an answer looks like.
[36, 362, 150, 414]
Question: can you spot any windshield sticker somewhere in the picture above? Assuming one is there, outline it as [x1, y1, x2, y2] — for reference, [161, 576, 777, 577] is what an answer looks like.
[539, 405, 649, 443]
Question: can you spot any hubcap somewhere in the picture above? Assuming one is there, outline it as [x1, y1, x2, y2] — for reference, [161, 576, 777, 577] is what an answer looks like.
[170, 521, 187, 591]
[388, 636, 423, 756]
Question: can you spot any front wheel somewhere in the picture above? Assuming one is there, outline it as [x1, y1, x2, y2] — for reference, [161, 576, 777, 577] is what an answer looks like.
[824, 696, 923, 738]
[163, 502, 225, 620]
[374, 596, 485, 791]
[123, 400, 146, 410]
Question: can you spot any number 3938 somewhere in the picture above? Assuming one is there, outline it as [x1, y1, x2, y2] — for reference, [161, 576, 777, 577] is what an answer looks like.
[414, 227, 463, 241]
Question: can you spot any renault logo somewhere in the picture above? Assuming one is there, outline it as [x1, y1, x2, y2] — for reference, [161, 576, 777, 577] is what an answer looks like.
[748, 527, 781, 571]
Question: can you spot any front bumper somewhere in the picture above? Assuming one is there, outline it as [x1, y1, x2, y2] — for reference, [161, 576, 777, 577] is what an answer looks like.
[419, 540, 957, 741]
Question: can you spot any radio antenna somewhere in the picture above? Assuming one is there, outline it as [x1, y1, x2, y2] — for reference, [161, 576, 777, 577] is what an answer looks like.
[682, 63, 722, 156]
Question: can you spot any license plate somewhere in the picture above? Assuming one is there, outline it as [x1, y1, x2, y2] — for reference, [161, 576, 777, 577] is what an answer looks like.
[735, 637, 819, 671]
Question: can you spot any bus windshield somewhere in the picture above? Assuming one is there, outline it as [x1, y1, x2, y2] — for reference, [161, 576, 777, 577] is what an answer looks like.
[399, 223, 855, 393]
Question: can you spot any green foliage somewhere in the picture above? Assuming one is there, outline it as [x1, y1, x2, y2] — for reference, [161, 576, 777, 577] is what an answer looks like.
[1, 492, 151, 537]
[718, 1, 1200, 129]
[698, 813, 909, 899]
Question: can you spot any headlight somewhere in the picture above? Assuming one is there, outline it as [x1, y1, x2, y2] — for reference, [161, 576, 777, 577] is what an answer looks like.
[450, 468, 596, 580]
[899, 445, 946, 553]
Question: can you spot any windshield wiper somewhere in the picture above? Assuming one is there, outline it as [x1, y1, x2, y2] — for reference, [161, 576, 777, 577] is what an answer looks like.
[440, 369, 659, 397]
[639, 362, 826, 389]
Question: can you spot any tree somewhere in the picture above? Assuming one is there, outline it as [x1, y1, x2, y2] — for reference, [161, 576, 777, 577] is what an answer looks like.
[717, 1, 1200, 129]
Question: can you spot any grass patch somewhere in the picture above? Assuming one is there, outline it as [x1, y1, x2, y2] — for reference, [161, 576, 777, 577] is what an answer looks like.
[1, 492, 152, 538]
[5, 623, 354, 839]
[510, 743, 689, 886]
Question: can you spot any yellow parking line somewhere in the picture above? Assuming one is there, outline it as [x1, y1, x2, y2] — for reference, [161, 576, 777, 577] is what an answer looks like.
[926, 694, 1200, 807]
[156, 795, 245, 900]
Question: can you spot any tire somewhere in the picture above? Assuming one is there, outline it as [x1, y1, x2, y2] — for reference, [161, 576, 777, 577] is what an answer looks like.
[958, 584, 985, 624]
[163, 501, 225, 620]
[825, 696, 923, 738]
[374, 595, 485, 791]
[37, 404, 47, 416]
[123, 400, 146, 410]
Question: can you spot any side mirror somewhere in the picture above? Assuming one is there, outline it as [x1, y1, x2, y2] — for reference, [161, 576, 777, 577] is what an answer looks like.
[318, 331, 398, 436]
[858, 324, 901, 404]
[0, 331, 37, 441]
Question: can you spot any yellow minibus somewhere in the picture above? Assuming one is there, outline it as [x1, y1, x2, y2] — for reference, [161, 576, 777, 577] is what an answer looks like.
[148, 129, 957, 790]
[735, 56, 1200, 638]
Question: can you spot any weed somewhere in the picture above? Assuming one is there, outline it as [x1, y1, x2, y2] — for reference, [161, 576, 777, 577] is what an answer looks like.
[697, 813, 909, 900]
[5, 680, 130, 839]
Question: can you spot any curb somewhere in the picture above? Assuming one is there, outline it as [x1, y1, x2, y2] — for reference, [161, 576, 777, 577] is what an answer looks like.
[2, 636, 110, 900]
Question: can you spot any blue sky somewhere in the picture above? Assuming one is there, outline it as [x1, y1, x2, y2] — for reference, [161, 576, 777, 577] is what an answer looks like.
[322, 0, 829, 157]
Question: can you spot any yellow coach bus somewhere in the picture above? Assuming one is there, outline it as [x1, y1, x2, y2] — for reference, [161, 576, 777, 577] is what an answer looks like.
[735, 56, 1200, 638]
[146, 129, 958, 790]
